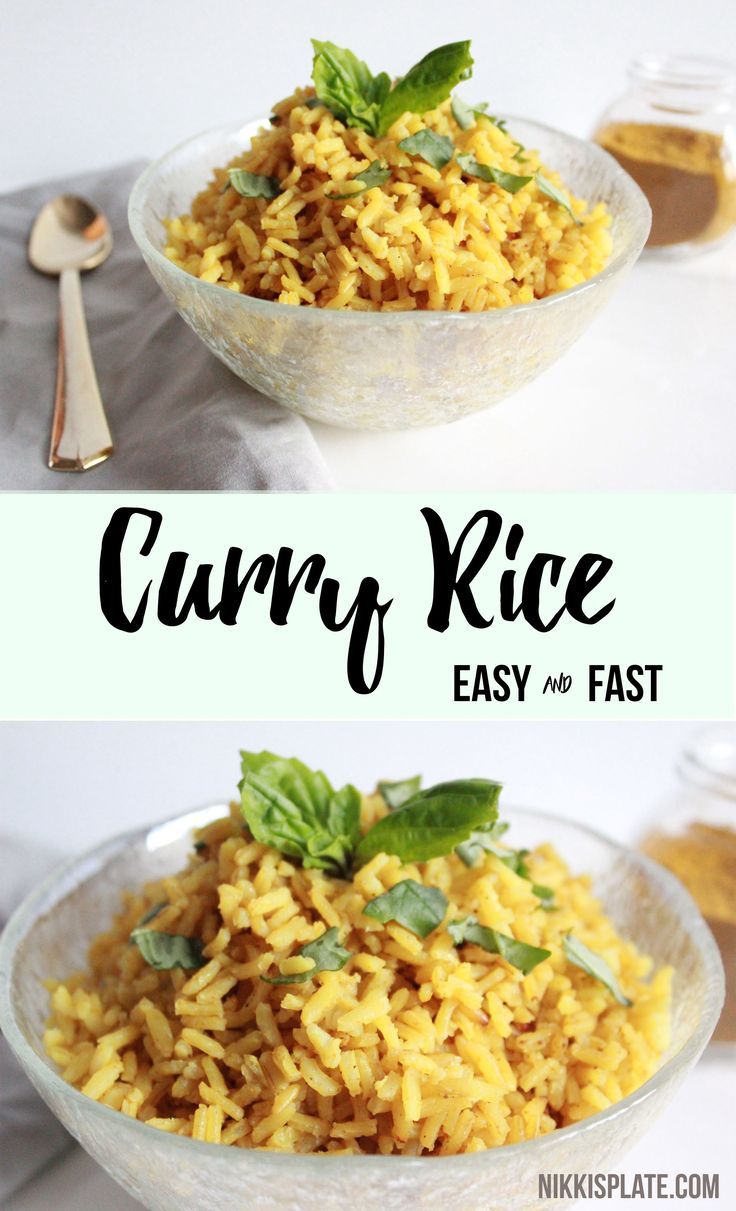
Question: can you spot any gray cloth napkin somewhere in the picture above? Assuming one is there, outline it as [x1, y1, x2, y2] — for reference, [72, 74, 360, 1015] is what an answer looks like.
[0, 839, 75, 1203]
[0, 162, 333, 490]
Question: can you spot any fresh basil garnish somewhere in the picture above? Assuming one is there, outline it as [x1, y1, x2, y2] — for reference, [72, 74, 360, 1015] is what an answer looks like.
[130, 907, 205, 972]
[226, 168, 281, 199]
[355, 778, 502, 865]
[448, 916, 550, 975]
[456, 153, 532, 194]
[363, 879, 448, 938]
[239, 750, 361, 877]
[311, 39, 473, 138]
[535, 173, 581, 224]
[378, 775, 422, 811]
[378, 42, 473, 136]
[327, 160, 391, 199]
[311, 40, 391, 135]
[563, 934, 632, 1005]
[398, 130, 454, 170]
[262, 927, 351, 985]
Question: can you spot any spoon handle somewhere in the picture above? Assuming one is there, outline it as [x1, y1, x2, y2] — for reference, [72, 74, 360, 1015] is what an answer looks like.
[49, 268, 114, 471]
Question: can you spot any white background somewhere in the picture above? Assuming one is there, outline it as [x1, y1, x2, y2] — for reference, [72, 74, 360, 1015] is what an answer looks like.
[0, 721, 732, 1209]
[4, 0, 736, 489]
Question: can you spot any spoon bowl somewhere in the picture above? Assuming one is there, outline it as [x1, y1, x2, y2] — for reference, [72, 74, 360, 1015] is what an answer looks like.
[29, 195, 113, 276]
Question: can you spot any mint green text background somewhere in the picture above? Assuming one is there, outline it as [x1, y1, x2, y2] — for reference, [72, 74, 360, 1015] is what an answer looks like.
[0, 493, 732, 720]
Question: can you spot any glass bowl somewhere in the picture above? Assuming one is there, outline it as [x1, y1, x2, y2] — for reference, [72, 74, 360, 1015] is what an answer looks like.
[128, 119, 651, 430]
[0, 805, 722, 1211]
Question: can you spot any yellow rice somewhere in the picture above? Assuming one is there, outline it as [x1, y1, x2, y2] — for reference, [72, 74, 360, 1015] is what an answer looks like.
[44, 797, 670, 1154]
[164, 91, 612, 311]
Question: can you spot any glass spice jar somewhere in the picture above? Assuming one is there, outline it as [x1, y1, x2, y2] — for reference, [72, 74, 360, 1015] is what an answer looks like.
[640, 725, 736, 1050]
[594, 54, 736, 256]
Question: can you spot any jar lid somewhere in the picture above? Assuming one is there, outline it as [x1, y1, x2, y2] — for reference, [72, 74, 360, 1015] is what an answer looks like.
[679, 724, 736, 800]
[624, 52, 736, 110]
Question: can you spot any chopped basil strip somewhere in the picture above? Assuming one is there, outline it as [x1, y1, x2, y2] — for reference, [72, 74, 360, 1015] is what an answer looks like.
[226, 168, 281, 199]
[130, 910, 205, 972]
[563, 935, 632, 1005]
[457, 832, 555, 906]
[456, 153, 532, 194]
[311, 39, 473, 138]
[193, 840, 207, 853]
[451, 95, 488, 130]
[398, 129, 454, 169]
[137, 901, 167, 927]
[239, 750, 361, 877]
[455, 820, 509, 866]
[448, 916, 551, 975]
[378, 775, 422, 811]
[262, 927, 351, 985]
[535, 173, 581, 224]
[328, 160, 391, 199]
[355, 778, 502, 865]
[364, 879, 448, 938]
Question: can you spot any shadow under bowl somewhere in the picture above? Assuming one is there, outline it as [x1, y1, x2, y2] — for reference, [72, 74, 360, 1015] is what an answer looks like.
[0, 804, 723, 1211]
[128, 118, 651, 430]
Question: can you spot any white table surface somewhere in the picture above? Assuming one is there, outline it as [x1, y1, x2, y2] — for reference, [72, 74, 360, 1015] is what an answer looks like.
[4, 0, 736, 491]
[2, 722, 734, 1207]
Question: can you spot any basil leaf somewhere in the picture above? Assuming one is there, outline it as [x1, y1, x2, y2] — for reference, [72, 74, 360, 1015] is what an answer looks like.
[457, 832, 556, 907]
[535, 173, 582, 224]
[239, 750, 361, 877]
[378, 41, 474, 136]
[563, 935, 632, 1005]
[193, 840, 207, 853]
[398, 130, 454, 170]
[262, 926, 351, 985]
[455, 820, 509, 866]
[448, 916, 550, 975]
[311, 39, 389, 134]
[532, 882, 555, 906]
[226, 168, 281, 199]
[451, 96, 488, 130]
[136, 901, 167, 927]
[456, 153, 532, 194]
[364, 879, 448, 938]
[356, 778, 501, 864]
[327, 160, 391, 199]
[130, 919, 205, 972]
[378, 775, 422, 811]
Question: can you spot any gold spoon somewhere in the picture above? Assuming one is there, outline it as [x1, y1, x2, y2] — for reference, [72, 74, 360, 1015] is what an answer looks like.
[29, 195, 114, 471]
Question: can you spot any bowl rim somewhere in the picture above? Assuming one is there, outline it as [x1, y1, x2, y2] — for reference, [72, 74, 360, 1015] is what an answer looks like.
[128, 113, 651, 326]
[0, 802, 723, 1174]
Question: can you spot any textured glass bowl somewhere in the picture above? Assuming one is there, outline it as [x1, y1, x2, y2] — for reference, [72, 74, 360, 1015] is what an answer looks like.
[0, 805, 722, 1211]
[128, 119, 651, 430]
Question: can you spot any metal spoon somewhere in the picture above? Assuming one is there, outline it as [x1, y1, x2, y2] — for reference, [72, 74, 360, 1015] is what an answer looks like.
[29, 195, 114, 471]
